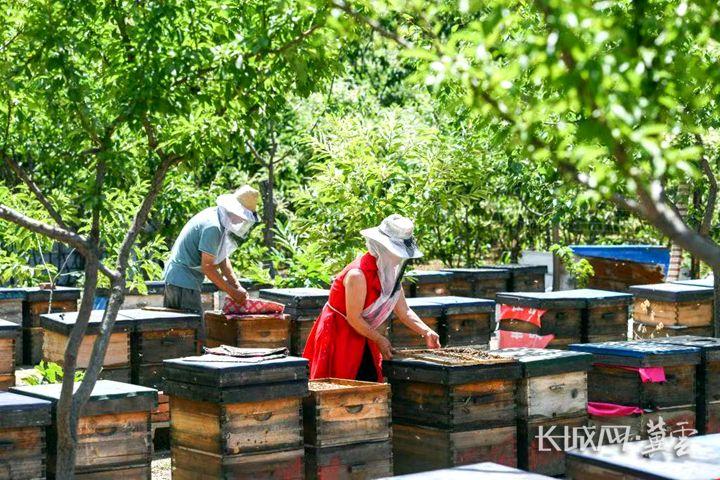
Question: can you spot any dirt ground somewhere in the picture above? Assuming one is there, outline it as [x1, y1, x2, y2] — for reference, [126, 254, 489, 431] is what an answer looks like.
[152, 450, 171, 480]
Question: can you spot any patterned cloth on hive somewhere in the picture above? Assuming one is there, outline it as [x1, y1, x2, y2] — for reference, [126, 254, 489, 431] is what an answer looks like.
[222, 297, 285, 316]
[195, 345, 289, 363]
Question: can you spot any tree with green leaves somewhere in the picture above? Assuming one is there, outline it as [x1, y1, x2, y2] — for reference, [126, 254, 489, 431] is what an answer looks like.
[0, 1, 337, 476]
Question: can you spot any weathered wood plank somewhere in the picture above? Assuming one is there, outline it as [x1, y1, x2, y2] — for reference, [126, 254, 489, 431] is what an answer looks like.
[305, 440, 392, 480]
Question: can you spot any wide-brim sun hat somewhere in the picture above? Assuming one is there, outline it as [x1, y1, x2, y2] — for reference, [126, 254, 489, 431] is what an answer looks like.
[217, 185, 260, 220]
[361, 214, 423, 259]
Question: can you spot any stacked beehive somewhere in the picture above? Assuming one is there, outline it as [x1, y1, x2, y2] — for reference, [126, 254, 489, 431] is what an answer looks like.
[304, 379, 392, 479]
[164, 353, 309, 479]
[0, 320, 20, 390]
[494, 348, 592, 476]
[41, 310, 134, 382]
[646, 336, 720, 434]
[580, 289, 633, 343]
[0, 392, 52, 479]
[0, 289, 25, 365]
[441, 268, 510, 299]
[384, 348, 521, 474]
[570, 340, 700, 439]
[11, 380, 157, 479]
[22, 287, 81, 365]
[487, 265, 547, 292]
[433, 296, 495, 347]
[259, 288, 330, 356]
[390, 297, 443, 349]
[403, 270, 453, 297]
[205, 310, 290, 350]
[631, 283, 713, 338]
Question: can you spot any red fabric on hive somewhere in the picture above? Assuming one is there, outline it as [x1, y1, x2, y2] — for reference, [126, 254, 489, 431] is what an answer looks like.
[594, 364, 666, 383]
[222, 297, 285, 315]
[587, 402, 644, 417]
[498, 330, 555, 348]
[303, 253, 383, 381]
[498, 304, 547, 327]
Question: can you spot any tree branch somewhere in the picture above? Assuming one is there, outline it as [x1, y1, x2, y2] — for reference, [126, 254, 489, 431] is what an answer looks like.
[700, 157, 718, 236]
[245, 140, 268, 167]
[0, 205, 88, 253]
[331, 0, 413, 49]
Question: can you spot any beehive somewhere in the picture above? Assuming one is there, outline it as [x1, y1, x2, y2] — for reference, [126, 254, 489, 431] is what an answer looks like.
[384, 348, 521, 474]
[164, 353, 308, 479]
[646, 336, 720, 434]
[390, 298, 443, 349]
[426, 296, 494, 347]
[0, 391, 52, 479]
[11, 381, 157, 479]
[0, 320, 20, 390]
[488, 264, 547, 292]
[22, 287, 81, 365]
[304, 379, 392, 479]
[403, 270, 453, 297]
[578, 289, 633, 343]
[40, 310, 134, 382]
[259, 288, 329, 356]
[494, 348, 592, 476]
[634, 321, 714, 339]
[204, 311, 290, 350]
[566, 433, 720, 480]
[0, 289, 25, 366]
[441, 268, 510, 299]
[630, 283, 713, 329]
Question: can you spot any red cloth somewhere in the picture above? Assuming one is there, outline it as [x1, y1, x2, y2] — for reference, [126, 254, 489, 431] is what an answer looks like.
[223, 297, 285, 315]
[303, 253, 383, 381]
[498, 304, 547, 327]
[588, 402, 644, 417]
[498, 330, 555, 348]
[594, 364, 666, 383]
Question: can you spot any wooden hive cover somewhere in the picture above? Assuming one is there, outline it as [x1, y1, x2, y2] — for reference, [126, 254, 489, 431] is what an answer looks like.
[22, 286, 81, 302]
[673, 278, 713, 288]
[40, 309, 135, 336]
[11, 380, 157, 416]
[377, 461, 554, 479]
[383, 347, 521, 385]
[120, 308, 201, 331]
[629, 283, 713, 302]
[569, 288, 633, 307]
[486, 264, 548, 275]
[496, 290, 587, 309]
[441, 267, 511, 281]
[259, 288, 330, 309]
[566, 432, 720, 480]
[569, 340, 701, 367]
[646, 336, 720, 362]
[0, 391, 52, 429]
[402, 297, 445, 317]
[492, 347, 593, 377]
[0, 288, 27, 301]
[405, 270, 454, 283]
[421, 296, 495, 315]
[163, 353, 309, 403]
[0, 319, 20, 338]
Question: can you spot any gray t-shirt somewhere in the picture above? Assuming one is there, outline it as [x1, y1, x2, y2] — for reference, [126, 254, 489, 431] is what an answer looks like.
[163, 207, 222, 291]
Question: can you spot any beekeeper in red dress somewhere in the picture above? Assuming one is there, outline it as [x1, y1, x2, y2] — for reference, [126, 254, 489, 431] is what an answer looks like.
[303, 214, 441, 382]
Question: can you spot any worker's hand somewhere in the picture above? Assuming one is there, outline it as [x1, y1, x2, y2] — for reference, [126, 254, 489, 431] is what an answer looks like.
[229, 287, 248, 305]
[375, 335, 394, 360]
[424, 330, 441, 349]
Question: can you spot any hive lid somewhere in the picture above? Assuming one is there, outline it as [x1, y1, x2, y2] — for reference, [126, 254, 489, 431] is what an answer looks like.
[647, 335, 720, 350]
[23, 286, 82, 302]
[441, 268, 511, 280]
[0, 392, 53, 429]
[0, 319, 20, 332]
[120, 308, 202, 331]
[672, 278, 713, 288]
[629, 283, 713, 303]
[259, 288, 330, 309]
[402, 297, 445, 317]
[11, 380, 157, 415]
[0, 288, 27, 301]
[492, 347, 594, 377]
[383, 348, 521, 385]
[420, 295, 495, 314]
[40, 309, 134, 335]
[569, 340, 701, 367]
[569, 288, 633, 306]
[404, 270, 454, 283]
[486, 264, 548, 275]
[495, 290, 586, 309]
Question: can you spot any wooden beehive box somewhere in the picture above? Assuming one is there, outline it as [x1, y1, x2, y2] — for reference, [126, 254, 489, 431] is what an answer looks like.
[390, 298, 443, 349]
[441, 268, 510, 299]
[630, 283, 713, 328]
[496, 291, 586, 349]
[566, 432, 720, 480]
[305, 440, 392, 480]
[488, 264, 547, 292]
[22, 287, 81, 366]
[11, 380, 157, 479]
[384, 348, 521, 474]
[403, 270, 453, 297]
[0, 391, 53, 480]
[121, 309, 201, 390]
[645, 336, 720, 435]
[0, 320, 19, 390]
[578, 289, 633, 343]
[587, 404, 696, 442]
[40, 310, 134, 382]
[0, 289, 25, 366]
[380, 461, 554, 479]
[260, 288, 329, 356]
[205, 311, 290, 350]
[425, 296, 494, 347]
[634, 321, 713, 339]
[569, 341, 700, 410]
[493, 348, 592, 476]
[163, 353, 308, 479]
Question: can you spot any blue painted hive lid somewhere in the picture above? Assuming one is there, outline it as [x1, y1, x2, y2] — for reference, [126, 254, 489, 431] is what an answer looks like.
[569, 340, 701, 367]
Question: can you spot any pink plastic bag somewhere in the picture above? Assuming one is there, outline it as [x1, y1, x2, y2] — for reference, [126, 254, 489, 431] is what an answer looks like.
[594, 364, 666, 383]
[588, 402, 644, 417]
[498, 330, 555, 349]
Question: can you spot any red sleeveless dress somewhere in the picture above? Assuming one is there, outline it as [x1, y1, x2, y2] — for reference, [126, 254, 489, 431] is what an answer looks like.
[302, 253, 384, 381]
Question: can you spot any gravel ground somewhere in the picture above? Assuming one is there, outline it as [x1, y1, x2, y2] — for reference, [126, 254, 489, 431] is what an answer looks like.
[152, 450, 171, 480]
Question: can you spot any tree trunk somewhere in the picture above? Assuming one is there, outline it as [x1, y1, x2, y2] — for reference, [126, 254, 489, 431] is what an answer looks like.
[552, 224, 561, 291]
[260, 159, 276, 251]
